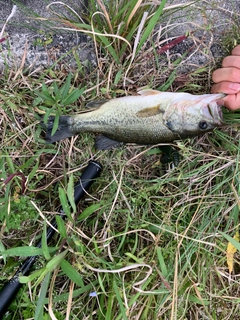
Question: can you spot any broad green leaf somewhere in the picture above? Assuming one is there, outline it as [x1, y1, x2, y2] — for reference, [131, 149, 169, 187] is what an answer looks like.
[35, 90, 55, 104]
[41, 221, 51, 260]
[78, 203, 102, 221]
[60, 73, 72, 99]
[19, 268, 44, 283]
[0, 241, 6, 263]
[114, 70, 122, 86]
[67, 174, 76, 213]
[1, 246, 44, 257]
[62, 88, 84, 105]
[60, 259, 84, 287]
[46, 250, 68, 271]
[22, 251, 68, 287]
[55, 215, 67, 238]
[53, 81, 60, 96]
[58, 187, 73, 222]
[42, 82, 49, 94]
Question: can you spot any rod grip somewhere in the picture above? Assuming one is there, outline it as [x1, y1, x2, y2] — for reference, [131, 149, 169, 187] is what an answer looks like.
[0, 276, 22, 318]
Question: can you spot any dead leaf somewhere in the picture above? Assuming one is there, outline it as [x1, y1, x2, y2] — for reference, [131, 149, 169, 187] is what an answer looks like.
[226, 231, 239, 274]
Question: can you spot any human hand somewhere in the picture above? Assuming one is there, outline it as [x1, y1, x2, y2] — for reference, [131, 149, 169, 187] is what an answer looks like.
[211, 45, 240, 110]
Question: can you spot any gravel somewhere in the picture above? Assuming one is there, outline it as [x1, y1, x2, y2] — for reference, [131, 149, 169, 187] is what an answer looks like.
[0, 0, 239, 73]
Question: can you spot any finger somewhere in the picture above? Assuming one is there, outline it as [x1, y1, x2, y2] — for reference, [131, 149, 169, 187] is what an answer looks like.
[211, 82, 240, 94]
[222, 56, 240, 69]
[222, 94, 240, 110]
[232, 45, 240, 55]
[212, 68, 240, 83]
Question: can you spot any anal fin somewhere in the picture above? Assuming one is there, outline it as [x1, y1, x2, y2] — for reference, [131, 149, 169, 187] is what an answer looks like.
[95, 135, 123, 150]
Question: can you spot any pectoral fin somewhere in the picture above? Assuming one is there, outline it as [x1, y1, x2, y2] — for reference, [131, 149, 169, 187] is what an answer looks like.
[136, 105, 163, 118]
[165, 120, 177, 132]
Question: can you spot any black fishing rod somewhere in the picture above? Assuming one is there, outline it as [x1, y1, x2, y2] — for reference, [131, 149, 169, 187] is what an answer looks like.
[0, 160, 102, 318]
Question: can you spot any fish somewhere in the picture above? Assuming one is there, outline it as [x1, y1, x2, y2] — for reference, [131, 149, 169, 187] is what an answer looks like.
[44, 89, 225, 150]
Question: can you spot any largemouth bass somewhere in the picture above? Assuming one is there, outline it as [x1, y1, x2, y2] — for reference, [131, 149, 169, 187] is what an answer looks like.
[45, 89, 225, 150]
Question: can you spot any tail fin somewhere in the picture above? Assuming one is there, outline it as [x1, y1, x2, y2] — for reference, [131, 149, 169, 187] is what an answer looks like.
[44, 116, 76, 143]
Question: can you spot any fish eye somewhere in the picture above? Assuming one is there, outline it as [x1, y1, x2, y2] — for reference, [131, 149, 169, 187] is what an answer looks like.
[198, 121, 208, 130]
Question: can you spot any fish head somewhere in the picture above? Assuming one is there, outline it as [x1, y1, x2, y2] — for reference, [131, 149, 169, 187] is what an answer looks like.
[164, 93, 225, 137]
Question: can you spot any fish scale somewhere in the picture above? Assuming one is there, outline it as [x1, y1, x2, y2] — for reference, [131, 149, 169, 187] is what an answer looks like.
[71, 100, 177, 144]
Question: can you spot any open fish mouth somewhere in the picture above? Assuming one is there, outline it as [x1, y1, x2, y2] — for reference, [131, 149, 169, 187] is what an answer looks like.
[216, 105, 224, 123]
[204, 104, 225, 126]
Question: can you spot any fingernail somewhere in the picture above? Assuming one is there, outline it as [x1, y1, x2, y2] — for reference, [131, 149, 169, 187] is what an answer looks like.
[229, 83, 240, 91]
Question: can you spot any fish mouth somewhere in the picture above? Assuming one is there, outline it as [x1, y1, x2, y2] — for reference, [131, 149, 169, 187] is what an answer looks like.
[205, 103, 225, 126]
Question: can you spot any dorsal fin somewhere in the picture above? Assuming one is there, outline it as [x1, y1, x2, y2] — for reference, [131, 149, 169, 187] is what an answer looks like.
[86, 99, 109, 109]
[138, 89, 162, 96]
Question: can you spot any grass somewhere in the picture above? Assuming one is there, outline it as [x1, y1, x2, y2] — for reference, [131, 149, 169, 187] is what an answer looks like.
[1, 0, 240, 319]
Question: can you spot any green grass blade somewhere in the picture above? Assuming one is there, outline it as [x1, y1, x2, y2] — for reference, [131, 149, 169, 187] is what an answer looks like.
[42, 283, 96, 304]
[156, 247, 168, 278]
[67, 174, 76, 213]
[70, 23, 122, 63]
[52, 113, 60, 136]
[220, 231, 240, 251]
[113, 280, 128, 320]
[19, 269, 44, 284]
[136, 0, 167, 53]
[45, 250, 68, 271]
[62, 87, 85, 105]
[55, 215, 67, 238]
[34, 272, 51, 320]
[77, 203, 102, 221]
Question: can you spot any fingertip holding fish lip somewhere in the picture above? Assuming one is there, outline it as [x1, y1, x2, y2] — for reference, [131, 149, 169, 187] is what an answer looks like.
[216, 99, 225, 107]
